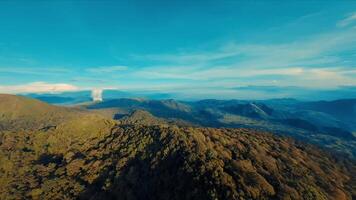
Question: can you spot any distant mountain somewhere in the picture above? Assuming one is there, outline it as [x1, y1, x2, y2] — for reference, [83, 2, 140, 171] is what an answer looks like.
[104, 89, 173, 100]
[220, 103, 273, 120]
[0, 95, 354, 200]
[24, 91, 92, 105]
[298, 99, 356, 125]
[117, 110, 167, 125]
[87, 97, 356, 137]
[85, 98, 356, 157]
[24, 90, 175, 105]
[234, 85, 356, 101]
[89, 98, 196, 123]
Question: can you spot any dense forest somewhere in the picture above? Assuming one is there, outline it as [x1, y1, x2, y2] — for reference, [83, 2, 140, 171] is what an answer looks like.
[0, 95, 355, 200]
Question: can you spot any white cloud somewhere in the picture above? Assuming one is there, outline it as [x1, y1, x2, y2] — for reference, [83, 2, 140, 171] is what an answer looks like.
[298, 68, 356, 88]
[0, 67, 71, 75]
[133, 27, 356, 67]
[129, 24, 356, 90]
[337, 12, 356, 27]
[135, 66, 304, 80]
[0, 82, 79, 94]
[134, 64, 356, 88]
[87, 66, 128, 73]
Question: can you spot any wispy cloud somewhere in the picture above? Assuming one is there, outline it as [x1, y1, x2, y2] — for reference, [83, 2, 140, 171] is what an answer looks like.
[0, 67, 71, 75]
[337, 12, 356, 27]
[129, 23, 356, 89]
[135, 66, 304, 80]
[2, 12, 355, 99]
[134, 66, 356, 88]
[70, 77, 108, 83]
[87, 66, 128, 73]
[0, 82, 79, 94]
[133, 51, 239, 64]
[134, 27, 356, 67]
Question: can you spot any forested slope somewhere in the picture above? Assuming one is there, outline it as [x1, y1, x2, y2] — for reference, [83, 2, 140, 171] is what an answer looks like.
[0, 95, 354, 200]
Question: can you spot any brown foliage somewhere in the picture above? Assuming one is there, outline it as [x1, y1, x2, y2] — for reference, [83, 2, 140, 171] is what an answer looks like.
[0, 95, 355, 200]
[0, 123, 355, 200]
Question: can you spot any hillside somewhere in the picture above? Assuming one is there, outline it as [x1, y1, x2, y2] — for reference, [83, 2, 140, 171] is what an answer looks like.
[85, 98, 356, 158]
[0, 95, 355, 200]
[0, 94, 105, 132]
[118, 109, 167, 125]
[297, 99, 356, 126]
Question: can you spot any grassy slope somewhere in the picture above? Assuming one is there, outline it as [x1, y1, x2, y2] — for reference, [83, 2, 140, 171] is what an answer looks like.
[0, 94, 111, 132]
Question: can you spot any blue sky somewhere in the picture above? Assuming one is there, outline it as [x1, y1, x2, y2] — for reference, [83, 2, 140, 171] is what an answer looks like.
[0, 0, 356, 99]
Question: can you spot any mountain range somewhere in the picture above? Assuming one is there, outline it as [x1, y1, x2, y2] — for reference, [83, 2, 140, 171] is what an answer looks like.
[82, 97, 356, 158]
[23, 86, 356, 104]
[24, 91, 356, 157]
[0, 94, 355, 200]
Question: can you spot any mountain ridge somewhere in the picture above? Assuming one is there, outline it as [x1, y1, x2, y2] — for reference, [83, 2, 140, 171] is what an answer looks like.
[84, 97, 356, 157]
[0, 95, 355, 200]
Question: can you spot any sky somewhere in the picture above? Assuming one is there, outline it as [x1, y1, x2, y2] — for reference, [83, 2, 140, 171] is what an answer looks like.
[0, 0, 356, 99]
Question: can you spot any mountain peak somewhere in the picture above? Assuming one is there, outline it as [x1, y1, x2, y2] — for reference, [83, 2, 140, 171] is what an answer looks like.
[118, 109, 167, 126]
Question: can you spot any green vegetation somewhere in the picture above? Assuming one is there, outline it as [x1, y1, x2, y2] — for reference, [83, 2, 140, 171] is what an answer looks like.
[0, 94, 92, 132]
[86, 98, 356, 158]
[0, 95, 355, 200]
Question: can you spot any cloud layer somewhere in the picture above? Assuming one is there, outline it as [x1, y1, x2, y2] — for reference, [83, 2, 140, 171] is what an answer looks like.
[0, 82, 79, 94]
